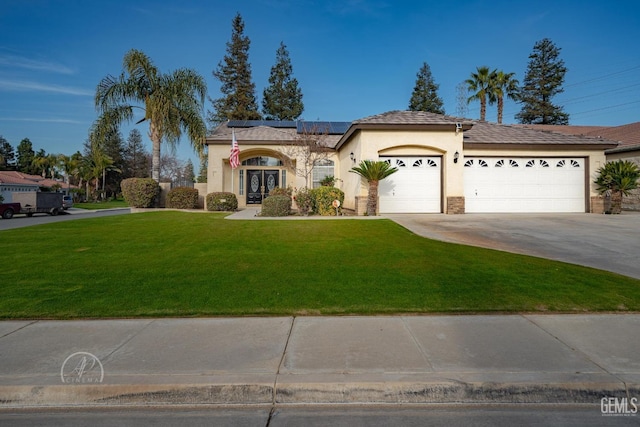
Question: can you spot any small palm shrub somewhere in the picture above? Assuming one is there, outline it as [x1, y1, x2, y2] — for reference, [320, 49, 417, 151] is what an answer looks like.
[294, 187, 314, 216]
[206, 192, 238, 211]
[166, 187, 199, 209]
[121, 178, 160, 208]
[261, 195, 291, 216]
[310, 186, 344, 216]
[594, 160, 640, 214]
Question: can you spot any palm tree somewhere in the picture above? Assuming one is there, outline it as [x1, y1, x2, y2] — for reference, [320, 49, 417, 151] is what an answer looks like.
[594, 160, 640, 214]
[58, 154, 79, 192]
[349, 160, 398, 216]
[466, 66, 496, 121]
[492, 71, 519, 124]
[93, 49, 207, 182]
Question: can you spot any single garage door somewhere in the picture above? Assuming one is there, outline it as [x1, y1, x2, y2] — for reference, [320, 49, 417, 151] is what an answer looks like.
[464, 157, 585, 213]
[379, 156, 441, 213]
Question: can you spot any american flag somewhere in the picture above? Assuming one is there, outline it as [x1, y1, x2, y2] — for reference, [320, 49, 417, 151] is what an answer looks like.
[230, 130, 240, 169]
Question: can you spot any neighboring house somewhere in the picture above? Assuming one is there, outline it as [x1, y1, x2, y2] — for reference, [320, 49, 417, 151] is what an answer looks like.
[206, 111, 619, 214]
[0, 171, 71, 203]
[519, 122, 640, 210]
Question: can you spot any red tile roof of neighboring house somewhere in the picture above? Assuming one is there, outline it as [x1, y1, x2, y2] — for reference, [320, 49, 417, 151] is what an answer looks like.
[0, 171, 75, 188]
[515, 122, 640, 154]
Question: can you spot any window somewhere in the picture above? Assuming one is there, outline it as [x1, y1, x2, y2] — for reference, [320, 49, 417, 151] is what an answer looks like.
[571, 160, 580, 167]
[282, 170, 286, 188]
[396, 159, 406, 167]
[479, 159, 488, 167]
[413, 159, 423, 167]
[556, 160, 566, 168]
[241, 156, 283, 166]
[495, 160, 505, 167]
[239, 170, 244, 195]
[425, 159, 437, 167]
[540, 160, 549, 167]
[526, 160, 535, 167]
[509, 159, 519, 167]
[312, 159, 334, 188]
[464, 159, 474, 167]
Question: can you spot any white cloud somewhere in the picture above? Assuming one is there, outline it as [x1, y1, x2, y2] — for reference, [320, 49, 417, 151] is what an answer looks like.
[0, 79, 92, 96]
[0, 117, 84, 124]
[0, 54, 75, 75]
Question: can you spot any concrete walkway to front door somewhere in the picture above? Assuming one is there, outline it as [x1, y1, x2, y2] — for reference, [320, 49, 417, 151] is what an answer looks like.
[385, 212, 640, 280]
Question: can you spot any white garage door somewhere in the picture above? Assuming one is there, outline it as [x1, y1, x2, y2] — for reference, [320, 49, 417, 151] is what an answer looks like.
[379, 157, 441, 213]
[464, 157, 585, 213]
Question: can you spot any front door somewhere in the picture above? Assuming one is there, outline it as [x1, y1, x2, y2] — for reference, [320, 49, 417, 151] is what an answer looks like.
[247, 170, 279, 204]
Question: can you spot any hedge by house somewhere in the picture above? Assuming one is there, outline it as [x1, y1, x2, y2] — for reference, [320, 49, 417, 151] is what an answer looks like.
[166, 187, 199, 209]
[261, 195, 291, 216]
[310, 186, 345, 216]
[121, 178, 160, 208]
[206, 192, 238, 211]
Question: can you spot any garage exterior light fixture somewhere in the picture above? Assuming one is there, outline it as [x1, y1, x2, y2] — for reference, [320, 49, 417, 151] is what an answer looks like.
[454, 151, 459, 163]
[350, 152, 356, 163]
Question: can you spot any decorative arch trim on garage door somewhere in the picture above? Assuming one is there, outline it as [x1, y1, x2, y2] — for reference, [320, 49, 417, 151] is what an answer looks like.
[463, 157, 586, 213]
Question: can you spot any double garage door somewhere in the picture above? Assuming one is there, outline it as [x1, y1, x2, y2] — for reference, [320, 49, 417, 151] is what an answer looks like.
[379, 157, 441, 213]
[377, 156, 586, 213]
[464, 157, 586, 213]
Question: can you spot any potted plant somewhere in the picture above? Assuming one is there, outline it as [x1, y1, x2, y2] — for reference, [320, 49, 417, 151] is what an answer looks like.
[594, 160, 640, 214]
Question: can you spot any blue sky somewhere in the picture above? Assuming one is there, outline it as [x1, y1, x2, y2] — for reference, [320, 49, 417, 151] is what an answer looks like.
[1, 0, 639, 166]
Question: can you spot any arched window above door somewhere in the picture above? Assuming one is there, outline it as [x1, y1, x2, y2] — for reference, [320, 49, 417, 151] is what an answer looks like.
[241, 156, 283, 166]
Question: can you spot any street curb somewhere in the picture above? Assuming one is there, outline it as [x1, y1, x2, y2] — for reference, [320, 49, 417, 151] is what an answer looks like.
[1, 381, 634, 408]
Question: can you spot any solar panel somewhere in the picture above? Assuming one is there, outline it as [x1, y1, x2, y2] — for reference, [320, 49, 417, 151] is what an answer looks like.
[297, 121, 351, 135]
[227, 120, 297, 128]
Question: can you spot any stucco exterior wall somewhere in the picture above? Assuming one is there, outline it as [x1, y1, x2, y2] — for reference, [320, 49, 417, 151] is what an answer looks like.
[339, 129, 463, 213]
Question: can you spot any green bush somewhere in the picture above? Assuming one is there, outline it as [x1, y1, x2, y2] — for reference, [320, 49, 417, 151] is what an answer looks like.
[294, 187, 313, 215]
[166, 187, 199, 209]
[121, 178, 160, 208]
[311, 186, 345, 216]
[268, 186, 293, 197]
[261, 195, 291, 217]
[206, 192, 238, 211]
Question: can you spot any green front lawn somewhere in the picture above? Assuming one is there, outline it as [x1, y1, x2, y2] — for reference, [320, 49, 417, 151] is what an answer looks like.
[74, 198, 129, 210]
[1, 211, 638, 318]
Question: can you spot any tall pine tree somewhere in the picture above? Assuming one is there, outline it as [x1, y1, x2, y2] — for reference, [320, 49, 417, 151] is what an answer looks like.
[262, 42, 304, 120]
[208, 13, 261, 126]
[123, 129, 150, 178]
[516, 38, 569, 125]
[408, 62, 445, 114]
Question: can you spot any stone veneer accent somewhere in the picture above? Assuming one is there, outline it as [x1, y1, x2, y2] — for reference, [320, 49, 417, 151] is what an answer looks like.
[590, 196, 605, 214]
[355, 196, 368, 216]
[446, 196, 465, 214]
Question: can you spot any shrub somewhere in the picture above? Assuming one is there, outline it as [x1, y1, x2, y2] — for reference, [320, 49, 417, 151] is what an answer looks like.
[261, 195, 291, 217]
[294, 187, 314, 216]
[320, 175, 335, 186]
[206, 192, 238, 211]
[166, 187, 199, 209]
[268, 186, 293, 197]
[310, 186, 345, 216]
[121, 178, 160, 208]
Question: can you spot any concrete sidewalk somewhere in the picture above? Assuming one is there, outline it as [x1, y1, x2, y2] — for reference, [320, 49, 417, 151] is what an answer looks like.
[1, 315, 638, 407]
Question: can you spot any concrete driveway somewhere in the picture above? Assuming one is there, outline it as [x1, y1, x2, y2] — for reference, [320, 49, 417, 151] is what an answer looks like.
[385, 213, 640, 280]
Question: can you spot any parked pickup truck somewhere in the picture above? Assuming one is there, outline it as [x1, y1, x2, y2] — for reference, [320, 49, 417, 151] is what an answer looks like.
[0, 203, 21, 219]
[8, 192, 64, 217]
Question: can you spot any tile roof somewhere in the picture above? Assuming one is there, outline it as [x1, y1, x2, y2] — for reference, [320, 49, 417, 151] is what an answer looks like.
[0, 171, 43, 186]
[0, 171, 73, 188]
[464, 122, 619, 146]
[207, 122, 341, 148]
[353, 110, 470, 125]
